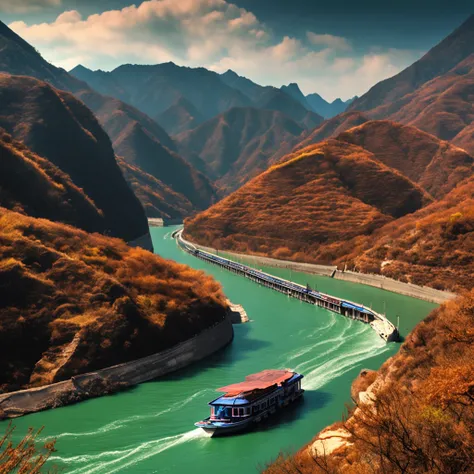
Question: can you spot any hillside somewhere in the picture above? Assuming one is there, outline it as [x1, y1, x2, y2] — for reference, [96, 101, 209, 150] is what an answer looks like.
[336, 176, 474, 292]
[75, 89, 214, 215]
[0, 208, 227, 393]
[347, 15, 474, 154]
[185, 139, 431, 261]
[176, 107, 306, 194]
[0, 131, 103, 229]
[114, 121, 217, 210]
[349, 15, 474, 113]
[0, 21, 208, 222]
[336, 121, 474, 198]
[0, 21, 87, 93]
[156, 97, 204, 135]
[265, 290, 474, 473]
[0, 74, 148, 242]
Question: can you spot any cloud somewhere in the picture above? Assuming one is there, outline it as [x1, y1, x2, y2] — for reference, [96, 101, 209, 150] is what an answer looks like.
[307, 32, 352, 51]
[0, 0, 61, 13]
[8, 0, 419, 100]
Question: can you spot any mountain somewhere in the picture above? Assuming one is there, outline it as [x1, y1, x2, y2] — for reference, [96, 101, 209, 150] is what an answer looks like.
[175, 107, 306, 194]
[349, 15, 474, 113]
[71, 62, 252, 123]
[185, 138, 431, 261]
[280, 83, 313, 110]
[156, 97, 205, 135]
[0, 21, 87, 93]
[306, 93, 356, 118]
[0, 21, 205, 223]
[347, 15, 474, 153]
[0, 207, 227, 392]
[0, 74, 149, 242]
[114, 121, 217, 210]
[220, 69, 268, 102]
[336, 120, 474, 199]
[74, 89, 215, 215]
[294, 111, 370, 150]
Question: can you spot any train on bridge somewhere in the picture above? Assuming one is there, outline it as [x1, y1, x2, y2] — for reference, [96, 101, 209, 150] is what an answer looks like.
[175, 230, 399, 343]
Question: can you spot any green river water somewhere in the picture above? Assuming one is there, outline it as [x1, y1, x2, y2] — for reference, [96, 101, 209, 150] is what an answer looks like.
[3, 226, 437, 473]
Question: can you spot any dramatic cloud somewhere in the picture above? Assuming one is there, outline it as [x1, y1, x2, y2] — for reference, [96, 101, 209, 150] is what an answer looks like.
[0, 0, 61, 13]
[9, 0, 419, 100]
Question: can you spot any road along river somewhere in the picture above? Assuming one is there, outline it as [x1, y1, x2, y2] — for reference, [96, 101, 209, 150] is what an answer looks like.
[2, 225, 437, 473]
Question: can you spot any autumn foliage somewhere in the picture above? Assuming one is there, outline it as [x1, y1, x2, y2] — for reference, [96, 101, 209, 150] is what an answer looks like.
[0, 208, 227, 393]
[263, 290, 474, 474]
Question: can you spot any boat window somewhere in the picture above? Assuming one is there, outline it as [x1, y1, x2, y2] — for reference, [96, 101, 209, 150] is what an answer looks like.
[215, 405, 231, 418]
[244, 407, 251, 415]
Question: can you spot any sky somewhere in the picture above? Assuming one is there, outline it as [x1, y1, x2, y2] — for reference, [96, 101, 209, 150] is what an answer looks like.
[1, 0, 472, 101]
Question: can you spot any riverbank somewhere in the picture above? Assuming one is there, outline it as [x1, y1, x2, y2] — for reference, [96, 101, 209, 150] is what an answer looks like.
[181, 233, 455, 305]
[0, 314, 233, 420]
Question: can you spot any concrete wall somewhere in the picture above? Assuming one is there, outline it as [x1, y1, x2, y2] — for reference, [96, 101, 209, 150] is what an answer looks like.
[181, 233, 455, 304]
[0, 315, 233, 419]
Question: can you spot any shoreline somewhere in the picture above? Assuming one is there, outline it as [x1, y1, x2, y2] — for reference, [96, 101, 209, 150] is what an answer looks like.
[181, 232, 455, 305]
[0, 314, 234, 420]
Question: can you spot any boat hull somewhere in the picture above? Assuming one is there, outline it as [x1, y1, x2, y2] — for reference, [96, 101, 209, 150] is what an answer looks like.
[195, 390, 304, 437]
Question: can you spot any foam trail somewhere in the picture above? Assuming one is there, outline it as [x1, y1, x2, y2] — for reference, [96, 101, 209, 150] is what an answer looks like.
[66, 429, 205, 474]
[304, 312, 337, 339]
[303, 338, 391, 391]
[294, 324, 369, 372]
[46, 389, 210, 441]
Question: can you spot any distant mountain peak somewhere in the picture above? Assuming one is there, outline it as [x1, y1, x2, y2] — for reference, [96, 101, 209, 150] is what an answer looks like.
[70, 64, 93, 74]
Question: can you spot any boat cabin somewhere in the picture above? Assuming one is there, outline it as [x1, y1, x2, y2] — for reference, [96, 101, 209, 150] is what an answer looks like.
[208, 370, 303, 422]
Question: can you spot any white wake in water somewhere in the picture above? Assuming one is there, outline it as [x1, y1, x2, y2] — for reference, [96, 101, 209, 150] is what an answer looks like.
[46, 389, 210, 442]
[64, 429, 205, 474]
[302, 335, 391, 391]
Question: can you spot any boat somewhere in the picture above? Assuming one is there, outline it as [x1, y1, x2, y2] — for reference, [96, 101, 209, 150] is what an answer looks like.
[194, 369, 304, 437]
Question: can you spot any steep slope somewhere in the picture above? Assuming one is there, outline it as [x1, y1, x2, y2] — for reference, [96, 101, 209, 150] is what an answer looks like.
[156, 97, 204, 135]
[176, 107, 306, 194]
[0, 21, 87, 93]
[294, 112, 370, 150]
[349, 14, 474, 113]
[116, 157, 194, 219]
[306, 93, 356, 118]
[266, 290, 474, 473]
[185, 139, 431, 262]
[114, 121, 217, 210]
[337, 176, 474, 292]
[0, 131, 103, 230]
[347, 15, 474, 153]
[74, 89, 213, 216]
[0, 208, 227, 392]
[220, 69, 268, 102]
[71, 62, 252, 122]
[336, 120, 474, 198]
[0, 74, 148, 242]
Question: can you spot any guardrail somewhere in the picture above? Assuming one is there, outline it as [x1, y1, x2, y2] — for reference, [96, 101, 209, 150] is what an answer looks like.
[176, 230, 399, 342]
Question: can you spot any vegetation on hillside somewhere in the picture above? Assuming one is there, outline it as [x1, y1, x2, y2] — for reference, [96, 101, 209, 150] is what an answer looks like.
[185, 139, 431, 264]
[264, 289, 474, 473]
[0, 208, 227, 393]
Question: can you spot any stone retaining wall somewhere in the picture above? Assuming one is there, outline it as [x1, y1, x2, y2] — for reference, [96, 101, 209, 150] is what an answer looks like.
[0, 315, 233, 419]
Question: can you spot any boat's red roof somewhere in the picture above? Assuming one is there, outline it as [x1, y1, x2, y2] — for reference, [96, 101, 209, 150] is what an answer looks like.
[217, 370, 294, 397]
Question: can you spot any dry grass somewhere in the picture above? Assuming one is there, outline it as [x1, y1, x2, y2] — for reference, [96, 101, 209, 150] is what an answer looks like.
[0, 208, 227, 392]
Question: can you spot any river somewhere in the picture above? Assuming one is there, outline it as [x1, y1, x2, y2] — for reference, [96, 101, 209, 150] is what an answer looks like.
[3, 226, 437, 473]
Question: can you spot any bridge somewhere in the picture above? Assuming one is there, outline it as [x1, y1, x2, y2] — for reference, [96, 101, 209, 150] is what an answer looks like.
[175, 230, 399, 343]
